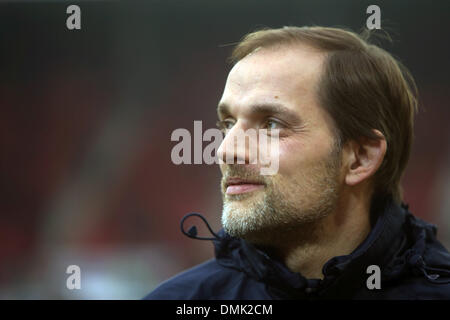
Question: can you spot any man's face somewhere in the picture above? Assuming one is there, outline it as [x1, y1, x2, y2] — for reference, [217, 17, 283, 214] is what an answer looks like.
[217, 45, 344, 244]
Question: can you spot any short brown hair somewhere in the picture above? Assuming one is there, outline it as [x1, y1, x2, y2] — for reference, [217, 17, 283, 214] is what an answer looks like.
[230, 26, 419, 205]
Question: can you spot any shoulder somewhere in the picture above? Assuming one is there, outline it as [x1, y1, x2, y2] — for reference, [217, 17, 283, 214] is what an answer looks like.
[143, 258, 256, 300]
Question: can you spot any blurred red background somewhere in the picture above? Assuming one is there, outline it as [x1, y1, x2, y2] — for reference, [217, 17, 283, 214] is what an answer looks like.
[0, 0, 449, 298]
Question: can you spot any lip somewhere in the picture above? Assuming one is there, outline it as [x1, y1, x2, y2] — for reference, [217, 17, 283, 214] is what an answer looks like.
[225, 177, 265, 195]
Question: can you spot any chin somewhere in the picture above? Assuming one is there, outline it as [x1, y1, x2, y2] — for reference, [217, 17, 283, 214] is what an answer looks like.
[221, 210, 274, 243]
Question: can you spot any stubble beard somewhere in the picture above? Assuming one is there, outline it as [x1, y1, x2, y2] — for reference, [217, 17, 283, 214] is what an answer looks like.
[221, 145, 342, 247]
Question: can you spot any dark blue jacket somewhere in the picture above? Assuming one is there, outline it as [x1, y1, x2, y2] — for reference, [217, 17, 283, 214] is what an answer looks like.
[145, 198, 450, 299]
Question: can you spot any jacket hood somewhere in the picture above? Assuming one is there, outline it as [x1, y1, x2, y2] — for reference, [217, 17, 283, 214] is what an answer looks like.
[181, 197, 450, 298]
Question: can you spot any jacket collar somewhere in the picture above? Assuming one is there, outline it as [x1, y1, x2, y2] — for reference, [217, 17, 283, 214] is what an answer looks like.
[213, 195, 408, 298]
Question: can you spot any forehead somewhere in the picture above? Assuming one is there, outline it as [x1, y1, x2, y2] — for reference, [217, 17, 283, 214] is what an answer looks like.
[219, 45, 325, 117]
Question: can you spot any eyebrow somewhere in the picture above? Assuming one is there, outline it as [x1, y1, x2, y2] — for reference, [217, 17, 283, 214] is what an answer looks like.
[217, 102, 302, 124]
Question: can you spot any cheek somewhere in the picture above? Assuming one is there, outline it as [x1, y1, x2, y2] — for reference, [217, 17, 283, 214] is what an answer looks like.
[277, 140, 308, 176]
[276, 137, 331, 176]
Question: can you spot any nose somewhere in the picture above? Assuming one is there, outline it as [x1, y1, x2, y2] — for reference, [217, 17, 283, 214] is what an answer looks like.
[217, 121, 257, 165]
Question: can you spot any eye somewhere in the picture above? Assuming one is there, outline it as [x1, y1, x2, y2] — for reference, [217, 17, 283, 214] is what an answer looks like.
[263, 119, 284, 130]
[216, 119, 235, 133]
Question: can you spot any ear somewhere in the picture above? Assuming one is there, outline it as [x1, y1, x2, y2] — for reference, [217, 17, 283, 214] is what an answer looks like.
[344, 129, 387, 187]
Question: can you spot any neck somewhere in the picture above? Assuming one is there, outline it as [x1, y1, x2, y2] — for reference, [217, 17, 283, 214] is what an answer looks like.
[274, 192, 372, 279]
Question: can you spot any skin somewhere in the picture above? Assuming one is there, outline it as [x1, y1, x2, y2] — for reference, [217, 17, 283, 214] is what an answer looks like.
[216, 44, 387, 279]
